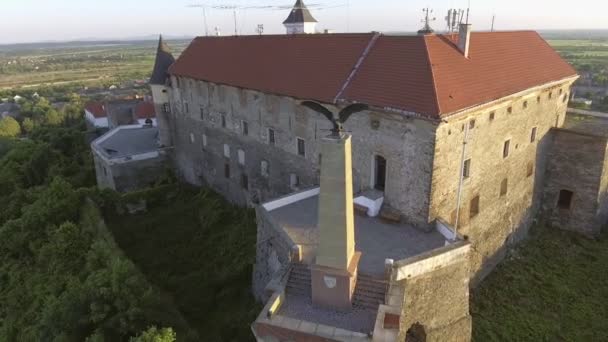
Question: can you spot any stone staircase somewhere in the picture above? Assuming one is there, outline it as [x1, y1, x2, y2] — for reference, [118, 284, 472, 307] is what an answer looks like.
[285, 263, 388, 311]
[353, 273, 388, 310]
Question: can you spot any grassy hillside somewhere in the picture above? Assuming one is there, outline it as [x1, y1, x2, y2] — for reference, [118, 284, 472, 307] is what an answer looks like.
[472, 226, 608, 341]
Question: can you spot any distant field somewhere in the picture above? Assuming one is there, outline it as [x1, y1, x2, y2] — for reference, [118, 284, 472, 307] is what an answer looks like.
[0, 40, 189, 89]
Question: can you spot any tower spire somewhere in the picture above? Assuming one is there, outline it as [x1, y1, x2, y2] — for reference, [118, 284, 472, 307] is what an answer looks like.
[150, 35, 176, 86]
[283, 0, 318, 34]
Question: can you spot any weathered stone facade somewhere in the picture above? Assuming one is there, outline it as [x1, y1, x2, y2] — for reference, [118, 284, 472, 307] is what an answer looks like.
[394, 243, 472, 342]
[159, 74, 594, 283]
[164, 76, 436, 228]
[543, 129, 608, 236]
[428, 80, 576, 282]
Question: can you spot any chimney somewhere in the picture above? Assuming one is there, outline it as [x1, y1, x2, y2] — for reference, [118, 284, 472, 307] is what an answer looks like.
[458, 23, 472, 58]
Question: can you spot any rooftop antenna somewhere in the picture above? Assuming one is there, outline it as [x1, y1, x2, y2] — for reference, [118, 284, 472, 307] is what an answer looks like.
[418, 7, 436, 34]
[256, 24, 264, 35]
[465, 0, 471, 24]
[187, 4, 209, 36]
[446, 8, 465, 32]
[491, 14, 496, 32]
[213, 5, 239, 36]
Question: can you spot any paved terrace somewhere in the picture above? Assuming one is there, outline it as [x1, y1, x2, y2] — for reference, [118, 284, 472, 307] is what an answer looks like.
[267, 192, 446, 277]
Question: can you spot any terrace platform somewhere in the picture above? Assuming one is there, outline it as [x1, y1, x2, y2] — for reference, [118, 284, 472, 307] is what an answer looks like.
[266, 190, 446, 277]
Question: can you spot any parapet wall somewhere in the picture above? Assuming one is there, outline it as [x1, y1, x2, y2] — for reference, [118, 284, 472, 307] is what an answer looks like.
[392, 241, 472, 342]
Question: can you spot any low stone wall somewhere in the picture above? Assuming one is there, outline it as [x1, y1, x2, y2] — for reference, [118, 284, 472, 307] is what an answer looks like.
[252, 205, 299, 302]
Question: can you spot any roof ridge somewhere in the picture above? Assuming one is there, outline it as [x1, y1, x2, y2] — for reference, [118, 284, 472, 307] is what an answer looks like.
[334, 32, 381, 104]
[422, 35, 442, 116]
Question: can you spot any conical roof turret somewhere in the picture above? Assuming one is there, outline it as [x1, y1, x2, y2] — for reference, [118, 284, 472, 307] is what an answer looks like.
[150, 35, 176, 85]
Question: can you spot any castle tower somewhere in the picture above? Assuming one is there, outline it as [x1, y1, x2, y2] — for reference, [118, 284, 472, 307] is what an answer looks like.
[149, 35, 176, 147]
[311, 133, 361, 311]
[283, 0, 318, 34]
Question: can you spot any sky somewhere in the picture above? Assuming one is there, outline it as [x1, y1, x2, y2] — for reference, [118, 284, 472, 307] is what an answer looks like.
[1, 0, 607, 44]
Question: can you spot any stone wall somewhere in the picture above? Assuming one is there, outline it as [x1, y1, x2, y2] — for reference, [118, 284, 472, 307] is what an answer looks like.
[394, 242, 472, 342]
[543, 129, 608, 236]
[429, 80, 575, 283]
[252, 206, 298, 302]
[93, 153, 168, 193]
[165, 76, 437, 227]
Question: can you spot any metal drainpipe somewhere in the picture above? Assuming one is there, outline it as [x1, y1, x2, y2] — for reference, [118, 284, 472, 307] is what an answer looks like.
[454, 122, 470, 241]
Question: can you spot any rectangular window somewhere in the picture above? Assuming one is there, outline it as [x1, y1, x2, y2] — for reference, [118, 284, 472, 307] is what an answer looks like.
[531, 127, 537, 143]
[221, 114, 226, 128]
[261, 160, 269, 177]
[242, 120, 249, 136]
[238, 149, 245, 166]
[558, 190, 574, 209]
[268, 128, 275, 145]
[507, 106, 513, 114]
[200, 106, 205, 120]
[489, 112, 495, 121]
[202, 134, 208, 149]
[241, 174, 249, 190]
[500, 178, 508, 197]
[224, 163, 230, 179]
[290, 173, 300, 190]
[223, 144, 230, 158]
[297, 138, 306, 157]
[189, 133, 195, 144]
[503, 140, 511, 159]
[537, 96, 541, 103]
[470, 195, 480, 219]
[463, 159, 471, 179]
[469, 119, 476, 129]
[527, 162, 534, 178]
[184, 101, 189, 114]
[523, 101, 528, 109]
[162, 103, 170, 114]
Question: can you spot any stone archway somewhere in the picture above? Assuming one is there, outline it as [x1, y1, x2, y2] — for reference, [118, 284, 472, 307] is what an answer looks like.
[405, 322, 427, 342]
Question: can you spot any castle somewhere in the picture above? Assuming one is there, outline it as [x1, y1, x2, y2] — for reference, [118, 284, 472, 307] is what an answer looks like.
[91, 1, 608, 340]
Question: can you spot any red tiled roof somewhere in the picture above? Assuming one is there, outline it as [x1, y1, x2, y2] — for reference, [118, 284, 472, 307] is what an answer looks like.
[169, 32, 577, 119]
[85, 102, 106, 118]
[135, 101, 156, 119]
[424, 31, 577, 114]
[169, 34, 375, 105]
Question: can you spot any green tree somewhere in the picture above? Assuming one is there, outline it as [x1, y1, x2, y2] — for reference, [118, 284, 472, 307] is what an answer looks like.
[46, 109, 64, 126]
[130, 327, 176, 342]
[22, 117, 35, 134]
[0, 117, 21, 137]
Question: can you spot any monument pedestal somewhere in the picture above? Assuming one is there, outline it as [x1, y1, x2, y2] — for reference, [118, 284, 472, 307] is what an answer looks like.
[311, 251, 361, 311]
